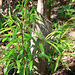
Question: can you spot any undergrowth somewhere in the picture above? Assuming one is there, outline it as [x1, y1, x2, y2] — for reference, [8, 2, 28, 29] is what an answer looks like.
[0, 0, 75, 75]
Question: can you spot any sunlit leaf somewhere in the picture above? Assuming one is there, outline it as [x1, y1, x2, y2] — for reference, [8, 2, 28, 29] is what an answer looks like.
[16, 60, 21, 73]
[32, 31, 43, 41]
[62, 62, 71, 71]
[29, 61, 33, 71]
[54, 55, 61, 71]
[46, 41, 61, 54]
[2, 37, 8, 42]
[39, 43, 44, 54]
[4, 63, 14, 75]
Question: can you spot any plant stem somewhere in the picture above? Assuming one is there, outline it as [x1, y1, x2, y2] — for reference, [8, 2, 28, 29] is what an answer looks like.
[22, 3, 27, 54]
[16, 36, 20, 50]
[21, 2, 27, 74]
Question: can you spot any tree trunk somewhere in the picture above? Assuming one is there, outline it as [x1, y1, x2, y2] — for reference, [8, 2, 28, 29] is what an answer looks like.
[0, 0, 2, 14]
[31, 0, 52, 75]
[0, 0, 2, 8]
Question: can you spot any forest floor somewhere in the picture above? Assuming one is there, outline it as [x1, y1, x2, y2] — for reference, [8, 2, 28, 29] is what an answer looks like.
[50, 1, 75, 75]
[0, 1, 75, 75]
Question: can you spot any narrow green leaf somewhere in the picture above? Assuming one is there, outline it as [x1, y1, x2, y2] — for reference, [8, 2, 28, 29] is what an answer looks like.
[7, 50, 14, 57]
[62, 62, 71, 71]
[4, 63, 14, 75]
[5, 33, 13, 36]
[5, 59, 11, 68]
[5, 41, 13, 50]
[54, 55, 61, 71]
[2, 37, 8, 42]
[32, 69, 39, 74]
[16, 60, 21, 73]
[46, 41, 61, 54]
[24, 33, 32, 38]
[39, 43, 44, 54]
[61, 27, 69, 38]
[9, 11, 12, 19]
[45, 31, 61, 40]
[2, 14, 9, 19]
[29, 61, 33, 71]
[22, 65, 25, 75]
[13, 27, 18, 39]
[0, 57, 8, 64]
[32, 31, 43, 41]
[66, 43, 73, 52]
[34, 53, 49, 60]
[31, 37, 37, 49]
[0, 25, 16, 34]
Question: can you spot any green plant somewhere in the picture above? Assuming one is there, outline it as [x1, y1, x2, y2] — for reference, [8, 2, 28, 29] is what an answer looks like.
[45, 17, 75, 73]
[0, 0, 40, 74]
[0, 0, 75, 75]
[70, 0, 75, 2]
[0, 15, 5, 29]
[58, 4, 75, 20]
[32, 19, 75, 74]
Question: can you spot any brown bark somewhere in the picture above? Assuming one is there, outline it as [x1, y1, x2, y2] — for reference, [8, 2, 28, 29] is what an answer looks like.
[31, 0, 52, 75]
